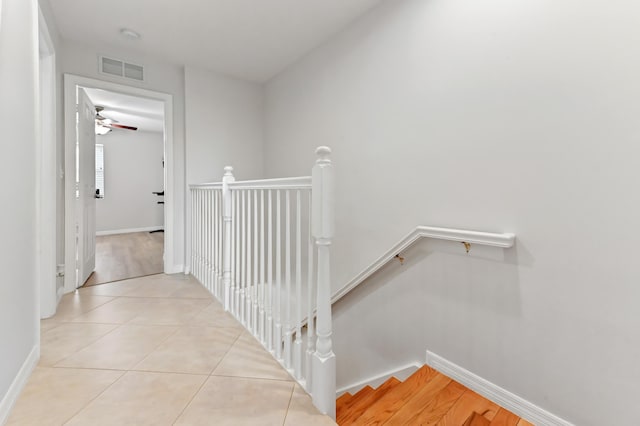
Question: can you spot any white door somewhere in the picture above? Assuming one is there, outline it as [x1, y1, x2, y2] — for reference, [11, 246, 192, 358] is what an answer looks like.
[77, 88, 96, 286]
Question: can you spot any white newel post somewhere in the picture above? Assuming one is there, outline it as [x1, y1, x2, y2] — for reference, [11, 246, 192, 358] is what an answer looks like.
[222, 166, 235, 311]
[311, 146, 336, 420]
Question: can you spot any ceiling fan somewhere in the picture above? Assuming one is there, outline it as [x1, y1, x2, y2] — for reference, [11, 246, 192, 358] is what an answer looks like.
[95, 105, 138, 135]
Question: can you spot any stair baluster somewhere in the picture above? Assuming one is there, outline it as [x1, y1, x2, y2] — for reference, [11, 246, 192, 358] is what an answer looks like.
[188, 146, 335, 419]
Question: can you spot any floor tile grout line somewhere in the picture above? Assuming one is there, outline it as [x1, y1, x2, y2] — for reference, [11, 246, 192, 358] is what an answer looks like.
[48, 365, 128, 372]
[130, 366, 220, 376]
[282, 383, 297, 426]
[60, 368, 127, 425]
[129, 325, 189, 373]
[43, 323, 120, 367]
[69, 295, 212, 327]
[48, 305, 128, 367]
[48, 320, 160, 368]
[170, 372, 211, 425]
[58, 296, 127, 323]
[55, 293, 120, 322]
[30, 277, 326, 424]
[57, 305, 202, 424]
[207, 302, 299, 383]
[39, 321, 64, 335]
[207, 330, 244, 377]
[81, 272, 164, 288]
[44, 320, 126, 326]
[207, 373, 295, 383]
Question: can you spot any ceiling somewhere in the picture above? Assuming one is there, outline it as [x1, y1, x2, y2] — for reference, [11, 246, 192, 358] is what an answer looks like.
[48, 0, 384, 82]
[84, 88, 165, 133]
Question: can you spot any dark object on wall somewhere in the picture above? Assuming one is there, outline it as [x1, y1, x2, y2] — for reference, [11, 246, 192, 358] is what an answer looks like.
[150, 190, 164, 233]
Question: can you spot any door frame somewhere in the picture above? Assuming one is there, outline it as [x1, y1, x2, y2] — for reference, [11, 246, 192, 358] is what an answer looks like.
[63, 74, 175, 293]
[38, 6, 58, 317]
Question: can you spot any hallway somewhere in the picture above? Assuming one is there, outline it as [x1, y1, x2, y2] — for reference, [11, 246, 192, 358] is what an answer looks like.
[9, 274, 335, 425]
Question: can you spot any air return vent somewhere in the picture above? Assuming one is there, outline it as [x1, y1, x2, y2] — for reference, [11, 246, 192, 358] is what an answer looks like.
[99, 56, 144, 81]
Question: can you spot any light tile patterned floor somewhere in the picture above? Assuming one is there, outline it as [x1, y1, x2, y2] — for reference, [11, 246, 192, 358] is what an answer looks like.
[8, 274, 336, 426]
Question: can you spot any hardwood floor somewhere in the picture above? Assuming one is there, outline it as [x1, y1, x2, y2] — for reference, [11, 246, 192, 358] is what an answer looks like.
[83, 231, 164, 287]
[338, 366, 535, 425]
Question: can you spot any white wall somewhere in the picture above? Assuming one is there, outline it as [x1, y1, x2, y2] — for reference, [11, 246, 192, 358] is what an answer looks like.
[96, 131, 164, 233]
[60, 40, 186, 270]
[0, 0, 40, 419]
[265, 0, 640, 424]
[37, 0, 65, 299]
[185, 66, 264, 183]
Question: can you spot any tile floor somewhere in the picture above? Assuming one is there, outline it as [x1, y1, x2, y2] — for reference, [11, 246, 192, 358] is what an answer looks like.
[8, 273, 336, 425]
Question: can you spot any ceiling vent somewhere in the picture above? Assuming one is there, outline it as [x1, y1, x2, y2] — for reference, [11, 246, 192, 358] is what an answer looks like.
[99, 56, 144, 82]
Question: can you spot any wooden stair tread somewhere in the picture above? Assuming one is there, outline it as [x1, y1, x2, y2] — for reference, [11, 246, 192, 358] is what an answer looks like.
[402, 379, 467, 426]
[338, 377, 401, 425]
[352, 365, 440, 426]
[490, 408, 520, 426]
[337, 386, 374, 422]
[463, 412, 492, 426]
[336, 392, 354, 413]
[435, 389, 500, 426]
[338, 365, 530, 426]
[383, 371, 452, 425]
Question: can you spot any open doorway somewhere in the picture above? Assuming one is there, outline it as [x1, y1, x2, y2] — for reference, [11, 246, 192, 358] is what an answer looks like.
[83, 88, 165, 286]
[63, 74, 175, 293]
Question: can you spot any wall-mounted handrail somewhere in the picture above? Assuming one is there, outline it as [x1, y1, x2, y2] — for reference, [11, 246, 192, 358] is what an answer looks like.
[331, 226, 515, 304]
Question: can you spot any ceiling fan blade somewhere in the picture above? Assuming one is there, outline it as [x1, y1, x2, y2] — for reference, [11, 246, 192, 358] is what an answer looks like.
[108, 123, 138, 131]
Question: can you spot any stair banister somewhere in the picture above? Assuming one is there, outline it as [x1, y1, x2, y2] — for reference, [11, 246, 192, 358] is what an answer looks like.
[188, 147, 335, 420]
[222, 166, 235, 310]
[311, 146, 337, 419]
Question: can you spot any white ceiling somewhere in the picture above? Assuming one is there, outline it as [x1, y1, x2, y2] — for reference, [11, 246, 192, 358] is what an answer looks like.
[48, 0, 384, 82]
[84, 88, 165, 133]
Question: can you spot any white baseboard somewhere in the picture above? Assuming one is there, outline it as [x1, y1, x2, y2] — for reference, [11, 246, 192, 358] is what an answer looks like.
[336, 362, 421, 397]
[426, 351, 573, 426]
[96, 226, 163, 236]
[0, 345, 39, 425]
[165, 264, 184, 275]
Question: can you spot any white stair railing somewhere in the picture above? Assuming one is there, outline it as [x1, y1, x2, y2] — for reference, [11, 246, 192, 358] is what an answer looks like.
[188, 146, 336, 419]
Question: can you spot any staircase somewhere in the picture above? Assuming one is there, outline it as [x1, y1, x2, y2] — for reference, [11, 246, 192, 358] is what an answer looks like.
[336, 366, 534, 425]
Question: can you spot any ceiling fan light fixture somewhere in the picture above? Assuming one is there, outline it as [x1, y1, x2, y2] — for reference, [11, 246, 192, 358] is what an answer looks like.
[95, 124, 111, 136]
[120, 28, 141, 40]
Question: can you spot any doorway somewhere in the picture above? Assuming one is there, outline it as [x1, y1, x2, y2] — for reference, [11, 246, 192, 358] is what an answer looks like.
[63, 74, 175, 293]
[84, 88, 166, 286]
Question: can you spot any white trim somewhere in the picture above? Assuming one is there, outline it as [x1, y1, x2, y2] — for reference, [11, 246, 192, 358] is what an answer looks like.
[0, 345, 39, 425]
[96, 226, 164, 236]
[426, 351, 574, 426]
[332, 226, 516, 303]
[63, 74, 175, 293]
[166, 263, 184, 275]
[38, 5, 58, 319]
[189, 176, 312, 191]
[336, 362, 421, 397]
